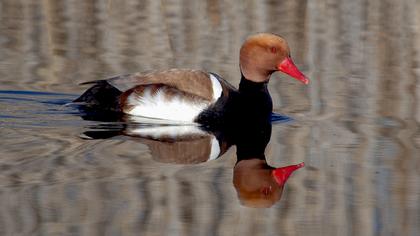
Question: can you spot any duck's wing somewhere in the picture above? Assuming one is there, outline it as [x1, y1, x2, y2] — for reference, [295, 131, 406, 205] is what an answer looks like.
[107, 69, 222, 102]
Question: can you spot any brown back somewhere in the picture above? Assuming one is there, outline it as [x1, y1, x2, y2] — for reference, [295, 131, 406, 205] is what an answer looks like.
[107, 69, 214, 101]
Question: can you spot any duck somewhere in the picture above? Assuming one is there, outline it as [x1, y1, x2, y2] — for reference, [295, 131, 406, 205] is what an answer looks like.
[73, 33, 309, 127]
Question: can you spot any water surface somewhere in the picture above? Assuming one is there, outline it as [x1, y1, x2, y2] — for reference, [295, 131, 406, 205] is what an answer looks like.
[0, 0, 419, 235]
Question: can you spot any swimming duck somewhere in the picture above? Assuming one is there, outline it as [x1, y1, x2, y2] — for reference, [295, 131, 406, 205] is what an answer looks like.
[74, 33, 309, 126]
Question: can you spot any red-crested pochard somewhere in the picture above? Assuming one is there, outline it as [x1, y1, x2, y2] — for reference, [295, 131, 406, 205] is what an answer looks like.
[74, 33, 309, 126]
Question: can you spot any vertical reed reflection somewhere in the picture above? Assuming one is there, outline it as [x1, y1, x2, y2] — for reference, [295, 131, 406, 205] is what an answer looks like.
[0, 0, 419, 235]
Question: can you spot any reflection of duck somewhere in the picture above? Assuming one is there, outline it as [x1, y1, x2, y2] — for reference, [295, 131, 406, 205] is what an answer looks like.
[80, 118, 303, 208]
[232, 121, 304, 208]
[73, 33, 308, 127]
[82, 124, 229, 164]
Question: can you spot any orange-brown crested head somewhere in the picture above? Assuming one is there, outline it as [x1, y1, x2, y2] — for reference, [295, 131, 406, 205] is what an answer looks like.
[240, 33, 309, 84]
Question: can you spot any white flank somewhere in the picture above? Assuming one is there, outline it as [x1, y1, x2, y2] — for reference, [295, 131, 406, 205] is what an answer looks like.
[126, 88, 209, 123]
[207, 136, 221, 161]
[210, 74, 223, 101]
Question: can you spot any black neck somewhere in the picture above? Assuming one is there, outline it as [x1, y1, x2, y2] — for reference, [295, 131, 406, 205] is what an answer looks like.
[231, 74, 273, 123]
[238, 73, 269, 93]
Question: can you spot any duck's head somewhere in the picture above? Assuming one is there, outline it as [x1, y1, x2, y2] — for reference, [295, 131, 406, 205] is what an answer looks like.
[240, 33, 309, 84]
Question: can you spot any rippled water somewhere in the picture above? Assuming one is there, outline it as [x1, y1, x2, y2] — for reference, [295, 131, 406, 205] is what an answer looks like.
[1, 0, 419, 235]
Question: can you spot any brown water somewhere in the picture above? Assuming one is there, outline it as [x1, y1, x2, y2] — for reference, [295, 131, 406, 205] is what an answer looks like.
[1, 0, 420, 235]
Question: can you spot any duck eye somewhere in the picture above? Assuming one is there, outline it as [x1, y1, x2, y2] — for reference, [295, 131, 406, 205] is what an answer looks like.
[270, 47, 277, 54]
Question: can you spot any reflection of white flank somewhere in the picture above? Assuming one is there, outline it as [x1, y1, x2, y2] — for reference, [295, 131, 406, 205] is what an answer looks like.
[208, 136, 220, 161]
[127, 115, 199, 125]
[125, 125, 207, 139]
[210, 74, 223, 101]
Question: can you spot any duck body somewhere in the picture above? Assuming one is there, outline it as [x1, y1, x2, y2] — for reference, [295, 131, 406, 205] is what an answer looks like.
[74, 69, 273, 127]
[74, 33, 308, 126]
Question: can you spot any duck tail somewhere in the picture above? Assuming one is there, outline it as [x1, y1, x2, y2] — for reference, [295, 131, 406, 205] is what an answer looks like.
[73, 80, 122, 112]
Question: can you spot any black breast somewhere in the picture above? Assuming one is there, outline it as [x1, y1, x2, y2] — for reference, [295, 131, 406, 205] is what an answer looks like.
[196, 76, 273, 129]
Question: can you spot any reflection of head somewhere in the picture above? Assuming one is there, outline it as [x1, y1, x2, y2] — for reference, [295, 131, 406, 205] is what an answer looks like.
[233, 159, 304, 208]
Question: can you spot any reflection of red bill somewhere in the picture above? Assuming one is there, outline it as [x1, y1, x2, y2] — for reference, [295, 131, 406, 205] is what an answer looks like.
[277, 57, 309, 85]
[272, 162, 305, 185]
